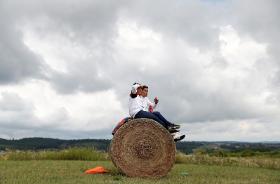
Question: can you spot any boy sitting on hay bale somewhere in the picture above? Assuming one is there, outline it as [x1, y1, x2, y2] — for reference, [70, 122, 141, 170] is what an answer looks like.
[113, 83, 185, 142]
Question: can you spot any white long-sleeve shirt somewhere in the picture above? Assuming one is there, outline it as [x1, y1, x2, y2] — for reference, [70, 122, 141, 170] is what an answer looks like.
[142, 97, 157, 112]
[128, 96, 157, 117]
[128, 96, 144, 118]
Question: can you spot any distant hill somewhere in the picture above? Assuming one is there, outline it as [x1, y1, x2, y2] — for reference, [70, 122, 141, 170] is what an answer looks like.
[177, 141, 280, 155]
[1, 137, 280, 154]
[0, 137, 110, 151]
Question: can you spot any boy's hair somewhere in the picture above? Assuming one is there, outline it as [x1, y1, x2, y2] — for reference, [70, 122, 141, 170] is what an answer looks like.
[142, 85, 148, 89]
[130, 93, 137, 98]
[130, 82, 141, 98]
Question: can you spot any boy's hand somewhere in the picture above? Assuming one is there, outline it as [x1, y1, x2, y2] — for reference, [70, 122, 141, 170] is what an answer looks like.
[154, 97, 159, 104]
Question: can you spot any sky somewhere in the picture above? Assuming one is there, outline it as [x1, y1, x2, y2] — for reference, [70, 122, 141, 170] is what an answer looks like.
[0, 0, 279, 141]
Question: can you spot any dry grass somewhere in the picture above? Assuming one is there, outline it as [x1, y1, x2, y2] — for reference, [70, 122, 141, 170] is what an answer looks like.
[0, 147, 108, 161]
[1, 148, 279, 171]
[175, 151, 280, 170]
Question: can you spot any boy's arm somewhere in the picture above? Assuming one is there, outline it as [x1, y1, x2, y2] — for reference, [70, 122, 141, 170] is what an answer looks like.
[147, 98, 158, 109]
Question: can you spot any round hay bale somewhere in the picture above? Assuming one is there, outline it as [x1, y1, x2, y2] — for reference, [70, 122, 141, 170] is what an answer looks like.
[109, 118, 176, 178]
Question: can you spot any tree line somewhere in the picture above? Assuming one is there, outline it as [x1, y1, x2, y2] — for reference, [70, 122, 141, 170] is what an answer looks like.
[1, 138, 279, 157]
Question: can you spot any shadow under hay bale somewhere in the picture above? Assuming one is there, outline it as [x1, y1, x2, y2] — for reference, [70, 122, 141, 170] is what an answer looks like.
[109, 118, 176, 178]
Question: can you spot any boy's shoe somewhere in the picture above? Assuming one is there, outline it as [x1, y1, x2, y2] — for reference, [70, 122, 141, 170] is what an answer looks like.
[169, 123, 180, 129]
[174, 134, 185, 142]
[168, 128, 179, 133]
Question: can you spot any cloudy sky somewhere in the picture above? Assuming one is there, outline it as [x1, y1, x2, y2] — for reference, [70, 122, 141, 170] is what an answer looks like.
[0, 0, 279, 141]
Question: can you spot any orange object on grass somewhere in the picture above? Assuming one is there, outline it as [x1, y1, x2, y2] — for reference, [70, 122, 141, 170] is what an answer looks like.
[85, 166, 108, 174]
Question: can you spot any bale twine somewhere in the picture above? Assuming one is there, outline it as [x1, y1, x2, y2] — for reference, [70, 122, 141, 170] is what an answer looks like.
[109, 118, 176, 178]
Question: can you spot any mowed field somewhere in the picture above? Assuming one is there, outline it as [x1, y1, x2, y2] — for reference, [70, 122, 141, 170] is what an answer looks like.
[0, 160, 279, 184]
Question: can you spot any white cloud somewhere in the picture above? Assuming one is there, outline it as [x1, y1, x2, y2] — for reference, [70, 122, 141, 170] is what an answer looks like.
[182, 119, 280, 142]
[0, 80, 126, 138]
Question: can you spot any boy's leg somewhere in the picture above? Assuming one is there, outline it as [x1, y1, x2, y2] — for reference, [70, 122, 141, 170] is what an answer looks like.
[153, 111, 180, 129]
[152, 111, 172, 126]
[134, 110, 168, 129]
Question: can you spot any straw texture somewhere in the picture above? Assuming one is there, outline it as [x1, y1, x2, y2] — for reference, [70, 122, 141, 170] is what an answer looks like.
[109, 118, 176, 178]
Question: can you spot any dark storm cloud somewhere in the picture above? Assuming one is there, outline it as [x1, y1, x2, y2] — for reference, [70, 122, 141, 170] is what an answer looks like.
[17, 0, 123, 42]
[0, 0, 123, 91]
[0, 4, 44, 84]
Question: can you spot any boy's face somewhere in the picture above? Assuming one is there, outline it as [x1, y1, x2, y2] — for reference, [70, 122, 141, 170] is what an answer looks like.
[142, 87, 148, 97]
[136, 87, 143, 96]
